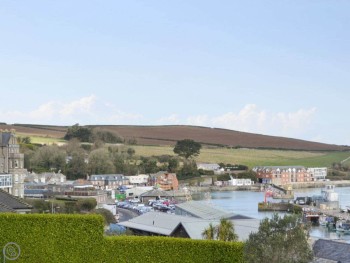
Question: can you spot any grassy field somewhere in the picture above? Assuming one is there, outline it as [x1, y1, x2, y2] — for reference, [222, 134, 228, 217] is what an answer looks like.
[18, 134, 350, 168]
[131, 145, 350, 168]
[18, 134, 66, 145]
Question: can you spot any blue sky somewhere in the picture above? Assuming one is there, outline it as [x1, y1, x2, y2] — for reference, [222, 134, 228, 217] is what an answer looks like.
[0, 1, 349, 145]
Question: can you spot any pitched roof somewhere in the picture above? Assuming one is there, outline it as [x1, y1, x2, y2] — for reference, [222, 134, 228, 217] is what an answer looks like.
[313, 239, 350, 262]
[175, 201, 238, 220]
[118, 211, 215, 237]
[0, 132, 11, 147]
[0, 202, 16, 212]
[90, 174, 125, 181]
[118, 211, 259, 241]
[140, 189, 171, 197]
[0, 189, 32, 210]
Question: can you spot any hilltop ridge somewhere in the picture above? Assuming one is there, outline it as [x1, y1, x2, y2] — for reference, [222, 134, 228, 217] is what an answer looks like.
[0, 123, 348, 151]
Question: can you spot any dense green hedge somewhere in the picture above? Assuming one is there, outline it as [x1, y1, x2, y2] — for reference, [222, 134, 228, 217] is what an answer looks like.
[103, 236, 244, 263]
[0, 214, 244, 263]
[0, 214, 104, 263]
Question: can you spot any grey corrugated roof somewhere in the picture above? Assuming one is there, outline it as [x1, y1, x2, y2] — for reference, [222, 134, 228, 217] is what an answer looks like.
[175, 201, 235, 220]
[0, 202, 16, 212]
[118, 211, 214, 238]
[0, 189, 32, 210]
[140, 189, 171, 197]
[313, 239, 350, 262]
[118, 211, 259, 241]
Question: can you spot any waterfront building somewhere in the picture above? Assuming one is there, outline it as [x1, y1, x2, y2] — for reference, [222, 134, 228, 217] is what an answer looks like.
[307, 167, 327, 181]
[253, 166, 312, 185]
[150, 171, 179, 191]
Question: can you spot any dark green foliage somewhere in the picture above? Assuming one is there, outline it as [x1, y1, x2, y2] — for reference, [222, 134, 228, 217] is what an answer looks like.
[76, 198, 97, 212]
[103, 236, 244, 263]
[236, 170, 257, 182]
[168, 157, 179, 172]
[0, 214, 104, 263]
[127, 147, 135, 157]
[198, 169, 214, 175]
[139, 157, 159, 174]
[202, 218, 238, 242]
[217, 174, 231, 181]
[92, 129, 123, 143]
[93, 208, 116, 225]
[173, 139, 202, 159]
[177, 160, 199, 179]
[244, 214, 313, 263]
[64, 124, 93, 142]
[30, 145, 66, 172]
[17, 136, 31, 144]
[0, 214, 244, 263]
[66, 150, 87, 180]
[88, 148, 115, 174]
[81, 144, 92, 151]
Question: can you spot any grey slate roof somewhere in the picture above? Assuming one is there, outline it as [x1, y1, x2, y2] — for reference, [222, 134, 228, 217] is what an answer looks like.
[118, 211, 260, 241]
[313, 239, 350, 263]
[90, 174, 125, 181]
[0, 189, 32, 210]
[175, 201, 237, 220]
[0, 202, 16, 212]
[0, 132, 11, 147]
[140, 189, 171, 197]
[118, 211, 216, 238]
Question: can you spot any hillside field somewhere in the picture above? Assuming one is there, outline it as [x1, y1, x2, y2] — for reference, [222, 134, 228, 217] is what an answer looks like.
[132, 145, 350, 168]
[3, 123, 350, 168]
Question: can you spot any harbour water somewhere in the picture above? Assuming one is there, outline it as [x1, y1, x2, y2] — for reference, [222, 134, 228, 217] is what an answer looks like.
[198, 186, 350, 243]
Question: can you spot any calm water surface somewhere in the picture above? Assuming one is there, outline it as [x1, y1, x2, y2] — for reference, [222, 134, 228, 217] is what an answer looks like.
[198, 186, 350, 242]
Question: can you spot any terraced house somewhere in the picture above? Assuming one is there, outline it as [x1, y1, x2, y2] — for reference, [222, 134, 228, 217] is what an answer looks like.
[0, 130, 27, 197]
[253, 166, 326, 186]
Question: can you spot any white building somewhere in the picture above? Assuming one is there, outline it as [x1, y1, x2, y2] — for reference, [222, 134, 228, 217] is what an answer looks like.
[25, 172, 66, 184]
[126, 174, 149, 186]
[228, 177, 253, 186]
[125, 186, 153, 199]
[197, 163, 220, 171]
[308, 167, 327, 181]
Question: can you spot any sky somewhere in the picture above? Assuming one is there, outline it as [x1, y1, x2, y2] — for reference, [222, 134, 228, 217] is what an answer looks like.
[0, 1, 349, 145]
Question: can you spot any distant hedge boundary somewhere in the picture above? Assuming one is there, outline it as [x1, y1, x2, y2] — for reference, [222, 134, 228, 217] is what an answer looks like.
[0, 214, 243, 263]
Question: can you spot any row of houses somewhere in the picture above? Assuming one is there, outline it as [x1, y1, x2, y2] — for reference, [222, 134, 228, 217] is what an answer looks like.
[253, 166, 328, 186]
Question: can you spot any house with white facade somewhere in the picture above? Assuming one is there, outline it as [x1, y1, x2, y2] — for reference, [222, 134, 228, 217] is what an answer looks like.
[197, 163, 220, 171]
[126, 174, 149, 186]
[307, 167, 327, 181]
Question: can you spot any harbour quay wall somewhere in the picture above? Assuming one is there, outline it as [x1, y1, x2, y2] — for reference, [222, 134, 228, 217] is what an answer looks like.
[186, 180, 350, 192]
[290, 180, 350, 189]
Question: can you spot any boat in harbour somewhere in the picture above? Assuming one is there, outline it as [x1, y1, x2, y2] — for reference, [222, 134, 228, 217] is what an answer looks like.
[336, 220, 350, 234]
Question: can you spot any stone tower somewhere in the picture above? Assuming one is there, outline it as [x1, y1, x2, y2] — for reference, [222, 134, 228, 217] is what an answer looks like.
[0, 130, 26, 197]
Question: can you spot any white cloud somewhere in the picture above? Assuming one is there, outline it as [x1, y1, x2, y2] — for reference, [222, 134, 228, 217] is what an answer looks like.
[0, 95, 143, 125]
[59, 95, 96, 116]
[156, 114, 181, 125]
[183, 104, 317, 139]
[186, 115, 208, 126]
